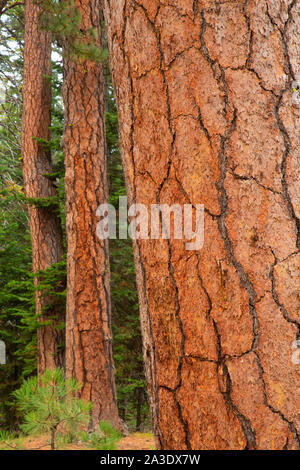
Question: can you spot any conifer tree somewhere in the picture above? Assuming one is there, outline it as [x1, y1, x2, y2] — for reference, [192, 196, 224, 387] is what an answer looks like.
[13, 369, 91, 450]
[61, 0, 122, 430]
[103, 0, 300, 449]
[21, 0, 64, 374]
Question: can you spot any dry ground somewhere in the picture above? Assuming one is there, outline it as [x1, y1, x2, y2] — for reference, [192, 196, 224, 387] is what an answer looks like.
[0, 432, 155, 451]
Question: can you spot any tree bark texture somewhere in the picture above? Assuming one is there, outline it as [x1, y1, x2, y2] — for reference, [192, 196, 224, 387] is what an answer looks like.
[22, 0, 64, 374]
[63, 0, 121, 430]
[103, 0, 300, 449]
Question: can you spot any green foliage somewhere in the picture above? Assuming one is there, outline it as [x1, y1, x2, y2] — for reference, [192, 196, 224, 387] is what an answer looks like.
[0, 3, 150, 435]
[89, 421, 122, 450]
[25, 195, 60, 210]
[37, 0, 107, 62]
[0, 153, 37, 426]
[35, 259, 66, 310]
[0, 429, 14, 443]
[0, 7, 66, 429]
[106, 75, 150, 431]
[13, 369, 91, 450]
[0, 430, 25, 450]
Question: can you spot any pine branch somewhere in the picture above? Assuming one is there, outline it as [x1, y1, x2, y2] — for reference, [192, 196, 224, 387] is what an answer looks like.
[0, 2, 24, 15]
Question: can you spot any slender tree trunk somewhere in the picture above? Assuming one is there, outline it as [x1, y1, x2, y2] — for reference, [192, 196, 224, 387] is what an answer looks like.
[136, 387, 143, 432]
[22, 0, 64, 374]
[62, 0, 122, 430]
[119, 401, 126, 422]
[103, 0, 300, 449]
[50, 428, 56, 451]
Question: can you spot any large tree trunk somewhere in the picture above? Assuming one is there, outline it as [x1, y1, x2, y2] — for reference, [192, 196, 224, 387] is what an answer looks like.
[103, 0, 300, 449]
[62, 0, 121, 430]
[22, 0, 64, 374]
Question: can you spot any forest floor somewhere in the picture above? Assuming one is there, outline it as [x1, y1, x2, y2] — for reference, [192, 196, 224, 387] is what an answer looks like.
[0, 432, 155, 451]
[117, 432, 155, 450]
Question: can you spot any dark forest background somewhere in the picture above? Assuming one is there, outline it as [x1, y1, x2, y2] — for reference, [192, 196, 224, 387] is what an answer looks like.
[0, 6, 150, 432]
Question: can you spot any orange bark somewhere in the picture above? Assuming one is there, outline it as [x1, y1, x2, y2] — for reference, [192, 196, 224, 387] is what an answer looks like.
[62, 0, 121, 430]
[104, 0, 300, 449]
[22, 0, 64, 373]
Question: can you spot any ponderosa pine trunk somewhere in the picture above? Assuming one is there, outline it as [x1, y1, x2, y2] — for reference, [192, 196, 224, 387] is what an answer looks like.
[62, 0, 121, 430]
[22, 0, 64, 374]
[103, 0, 300, 449]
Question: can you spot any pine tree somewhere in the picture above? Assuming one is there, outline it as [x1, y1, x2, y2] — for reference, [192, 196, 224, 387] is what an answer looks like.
[13, 368, 91, 450]
[0, 3, 151, 432]
[61, 0, 122, 430]
[106, 83, 149, 430]
[103, 0, 300, 449]
[22, 0, 64, 374]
